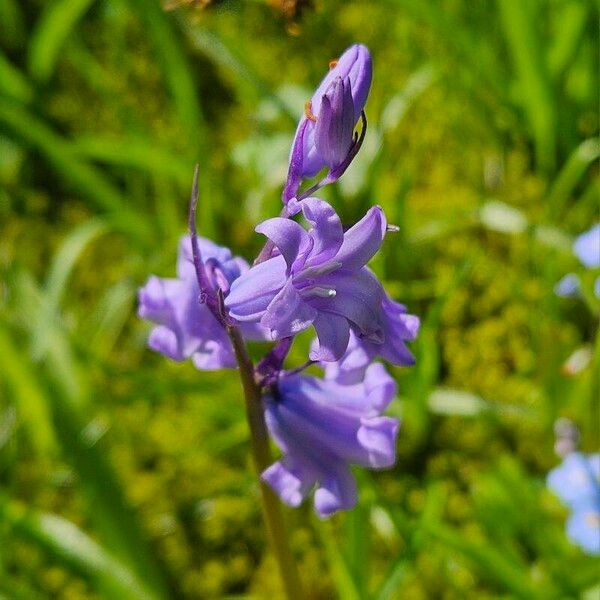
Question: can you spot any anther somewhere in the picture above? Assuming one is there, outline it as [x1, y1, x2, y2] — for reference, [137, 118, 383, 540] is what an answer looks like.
[304, 101, 317, 122]
[299, 285, 337, 299]
[329, 59, 338, 69]
[386, 224, 400, 232]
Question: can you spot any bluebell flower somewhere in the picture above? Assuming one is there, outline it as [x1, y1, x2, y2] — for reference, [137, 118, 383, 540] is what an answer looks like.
[555, 224, 600, 299]
[284, 44, 372, 203]
[554, 273, 581, 298]
[225, 197, 388, 361]
[138, 236, 266, 369]
[547, 452, 600, 555]
[262, 360, 398, 517]
[574, 224, 600, 269]
[567, 501, 600, 555]
[316, 301, 419, 384]
[321, 300, 420, 383]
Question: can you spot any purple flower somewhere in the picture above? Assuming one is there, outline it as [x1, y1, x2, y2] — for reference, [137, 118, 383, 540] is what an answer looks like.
[225, 197, 388, 361]
[320, 298, 420, 384]
[262, 362, 398, 517]
[138, 236, 265, 370]
[574, 224, 600, 269]
[284, 45, 372, 202]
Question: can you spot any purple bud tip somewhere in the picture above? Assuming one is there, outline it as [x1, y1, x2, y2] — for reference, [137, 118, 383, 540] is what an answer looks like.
[284, 43, 373, 196]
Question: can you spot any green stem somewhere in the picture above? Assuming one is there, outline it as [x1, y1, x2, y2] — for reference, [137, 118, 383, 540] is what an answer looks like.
[227, 327, 304, 599]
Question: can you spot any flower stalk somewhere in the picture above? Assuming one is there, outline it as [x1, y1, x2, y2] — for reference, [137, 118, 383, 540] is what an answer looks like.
[226, 326, 304, 599]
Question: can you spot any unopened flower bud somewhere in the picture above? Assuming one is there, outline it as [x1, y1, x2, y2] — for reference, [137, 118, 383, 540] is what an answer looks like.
[284, 44, 372, 202]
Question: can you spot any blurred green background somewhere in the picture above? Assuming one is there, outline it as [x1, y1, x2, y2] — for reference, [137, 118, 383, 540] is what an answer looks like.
[0, 0, 599, 598]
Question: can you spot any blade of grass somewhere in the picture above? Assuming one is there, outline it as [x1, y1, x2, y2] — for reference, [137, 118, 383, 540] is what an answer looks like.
[132, 0, 216, 235]
[71, 136, 191, 186]
[0, 98, 151, 241]
[0, 52, 34, 104]
[315, 519, 362, 600]
[0, 493, 160, 600]
[2, 294, 169, 596]
[546, 137, 600, 218]
[423, 522, 544, 598]
[44, 376, 171, 598]
[343, 504, 370, 598]
[83, 280, 136, 361]
[0, 326, 57, 456]
[10, 268, 89, 407]
[497, 0, 556, 174]
[31, 219, 108, 360]
[27, 0, 95, 83]
[547, 1, 589, 81]
[180, 23, 297, 125]
[374, 561, 410, 600]
[0, 0, 26, 49]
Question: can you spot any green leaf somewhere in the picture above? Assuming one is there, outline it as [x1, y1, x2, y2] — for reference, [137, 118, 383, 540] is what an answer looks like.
[0, 326, 57, 456]
[315, 520, 362, 600]
[0, 52, 34, 104]
[28, 0, 95, 83]
[180, 23, 296, 125]
[31, 219, 108, 360]
[497, 0, 556, 174]
[547, 137, 600, 218]
[71, 136, 191, 186]
[43, 383, 171, 598]
[423, 522, 545, 598]
[0, 493, 160, 600]
[0, 98, 150, 241]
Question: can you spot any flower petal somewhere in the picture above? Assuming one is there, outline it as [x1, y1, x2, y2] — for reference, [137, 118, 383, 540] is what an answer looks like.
[314, 77, 355, 168]
[363, 363, 397, 412]
[225, 255, 287, 322]
[177, 235, 234, 281]
[314, 466, 358, 518]
[357, 416, 399, 468]
[301, 197, 344, 265]
[148, 325, 182, 361]
[311, 44, 372, 118]
[255, 218, 312, 272]
[261, 280, 317, 339]
[314, 269, 384, 337]
[573, 224, 600, 269]
[262, 459, 316, 508]
[310, 313, 350, 362]
[555, 274, 580, 297]
[335, 206, 387, 271]
[191, 338, 237, 370]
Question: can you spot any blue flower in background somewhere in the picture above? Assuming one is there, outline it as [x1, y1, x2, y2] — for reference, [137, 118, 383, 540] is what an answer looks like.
[547, 452, 600, 555]
[567, 500, 600, 555]
[574, 224, 600, 269]
[555, 224, 600, 299]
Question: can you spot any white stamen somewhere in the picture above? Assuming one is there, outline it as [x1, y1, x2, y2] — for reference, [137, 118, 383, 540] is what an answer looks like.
[299, 285, 337, 299]
[386, 224, 400, 232]
[294, 261, 342, 282]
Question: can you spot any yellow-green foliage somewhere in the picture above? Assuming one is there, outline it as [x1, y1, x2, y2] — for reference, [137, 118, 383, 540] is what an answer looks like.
[0, 0, 598, 598]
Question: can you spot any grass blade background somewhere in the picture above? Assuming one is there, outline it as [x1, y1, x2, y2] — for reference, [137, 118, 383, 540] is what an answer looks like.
[497, 0, 556, 174]
[0, 493, 160, 600]
[27, 0, 96, 83]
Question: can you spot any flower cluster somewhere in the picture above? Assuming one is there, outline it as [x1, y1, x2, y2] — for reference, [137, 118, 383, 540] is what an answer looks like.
[547, 452, 600, 555]
[138, 45, 420, 516]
